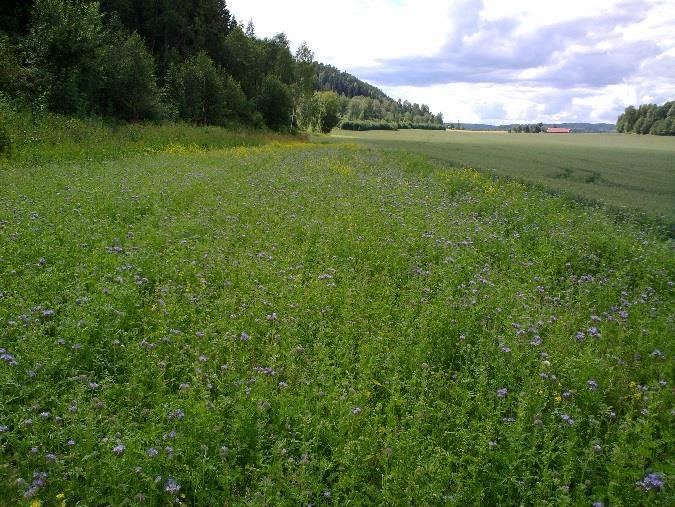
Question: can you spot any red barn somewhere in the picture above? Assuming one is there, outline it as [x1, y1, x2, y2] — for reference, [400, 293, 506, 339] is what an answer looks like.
[546, 127, 571, 133]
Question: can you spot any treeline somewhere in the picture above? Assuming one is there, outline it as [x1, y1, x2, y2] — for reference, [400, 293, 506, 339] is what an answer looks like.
[0, 0, 443, 138]
[508, 123, 545, 133]
[0, 0, 308, 130]
[340, 121, 445, 131]
[616, 101, 675, 135]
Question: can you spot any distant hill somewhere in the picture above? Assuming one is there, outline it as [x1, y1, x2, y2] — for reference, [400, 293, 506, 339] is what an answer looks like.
[315, 63, 392, 101]
[454, 123, 502, 131]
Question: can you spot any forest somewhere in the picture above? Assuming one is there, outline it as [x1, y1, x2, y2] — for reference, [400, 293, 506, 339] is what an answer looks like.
[616, 101, 675, 135]
[0, 0, 442, 137]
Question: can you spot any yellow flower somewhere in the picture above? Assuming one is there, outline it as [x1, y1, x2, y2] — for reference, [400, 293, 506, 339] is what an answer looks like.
[30, 501, 41, 507]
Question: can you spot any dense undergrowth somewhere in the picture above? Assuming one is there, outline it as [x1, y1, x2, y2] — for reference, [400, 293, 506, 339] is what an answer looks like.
[0, 142, 673, 505]
[0, 107, 301, 166]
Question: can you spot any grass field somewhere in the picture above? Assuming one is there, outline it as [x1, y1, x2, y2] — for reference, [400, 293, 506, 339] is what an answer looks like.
[324, 130, 675, 225]
[0, 137, 672, 505]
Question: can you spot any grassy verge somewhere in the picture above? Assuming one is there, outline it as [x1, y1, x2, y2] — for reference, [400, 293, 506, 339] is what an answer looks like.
[0, 108, 304, 166]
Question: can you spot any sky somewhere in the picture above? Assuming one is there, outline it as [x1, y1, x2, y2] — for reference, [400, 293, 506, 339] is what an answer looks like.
[228, 0, 675, 124]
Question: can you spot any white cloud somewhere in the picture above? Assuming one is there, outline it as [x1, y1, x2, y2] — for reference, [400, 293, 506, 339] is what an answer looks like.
[227, 0, 675, 124]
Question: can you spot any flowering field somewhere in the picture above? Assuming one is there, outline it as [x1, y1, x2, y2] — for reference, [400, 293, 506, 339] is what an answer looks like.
[0, 143, 673, 505]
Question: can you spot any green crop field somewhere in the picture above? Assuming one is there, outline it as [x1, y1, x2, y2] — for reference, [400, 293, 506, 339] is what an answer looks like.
[1, 136, 672, 505]
[325, 130, 675, 225]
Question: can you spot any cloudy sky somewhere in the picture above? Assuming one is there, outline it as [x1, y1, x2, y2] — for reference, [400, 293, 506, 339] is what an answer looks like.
[228, 0, 675, 124]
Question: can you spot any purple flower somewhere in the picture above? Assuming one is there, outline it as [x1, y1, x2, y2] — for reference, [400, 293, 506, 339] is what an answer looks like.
[45, 453, 57, 463]
[500, 346, 511, 353]
[530, 335, 542, 346]
[593, 502, 604, 507]
[651, 349, 664, 358]
[587, 379, 598, 391]
[198, 354, 208, 362]
[240, 332, 250, 341]
[67, 439, 75, 446]
[351, 407, 362, 415]
[31, 471, 47, 488]
[496, 388, 508, 398]
[113, 444, 125, 455]
[593, 444, 602, 454]
[636, 472, 664, 491]
[147, 447, 159, 457]
[168, 409, 185, 420]
[0, 425, 7, 433]
[575, 331, 586, 342]
[488, 440, 497, 449]
[561, 414, 574, 426]
[165, 478, 181, 494]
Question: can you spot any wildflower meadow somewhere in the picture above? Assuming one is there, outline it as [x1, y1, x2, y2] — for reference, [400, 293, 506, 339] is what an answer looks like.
[0, 142, 673, 505]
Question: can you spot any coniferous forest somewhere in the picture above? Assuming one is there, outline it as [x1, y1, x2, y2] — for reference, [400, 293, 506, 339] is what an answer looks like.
[0, 0, 443, 135]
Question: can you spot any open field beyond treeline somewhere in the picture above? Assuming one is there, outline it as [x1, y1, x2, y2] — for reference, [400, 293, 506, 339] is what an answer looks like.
[0, 135, 673, 505]
[325, 130, 675, 225]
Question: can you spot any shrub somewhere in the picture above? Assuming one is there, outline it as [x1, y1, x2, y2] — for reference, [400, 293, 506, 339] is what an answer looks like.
[340, 120, 397, 131]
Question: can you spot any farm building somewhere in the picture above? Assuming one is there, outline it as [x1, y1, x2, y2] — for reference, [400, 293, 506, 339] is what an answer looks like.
[547, 127, 571, 133]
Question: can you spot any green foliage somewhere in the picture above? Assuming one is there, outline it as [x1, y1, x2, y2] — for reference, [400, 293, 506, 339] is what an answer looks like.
[100, 32, 160, 121]
[0, 141, 672, 504]
[99, 0, 234, 67]
[341, 119, 398, 131]
[340, 120, 446, 131]
[222, 27, 263, 98]
[617, 101, 674, 136]
[295, 42, 316, 97]
[256, 75, 293, 131]
[0, 34, 38, 100]
[297, 91, 342, 133]
[25, 0, 107, 114]
[167, 52, 231, 126]
[397, 122, 446, 130]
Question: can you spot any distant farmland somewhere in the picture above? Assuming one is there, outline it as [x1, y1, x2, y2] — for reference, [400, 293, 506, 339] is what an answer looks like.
[325, 130, 675, 224]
